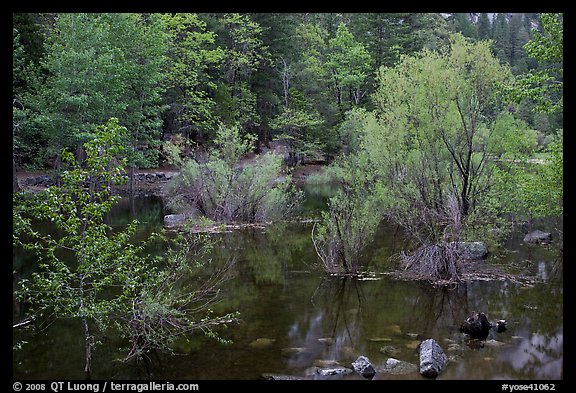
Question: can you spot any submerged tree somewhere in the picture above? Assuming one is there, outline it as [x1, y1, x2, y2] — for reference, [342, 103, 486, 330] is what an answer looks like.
[313, 33, 513, 281]
[312, 153, 382, 275]
[13, 118, 239, 377]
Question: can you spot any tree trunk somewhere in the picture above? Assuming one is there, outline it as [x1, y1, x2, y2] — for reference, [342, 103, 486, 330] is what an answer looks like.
[79, 273, 92, 379]
[82, 316, 92, 379]
[13, 156, 20, 192]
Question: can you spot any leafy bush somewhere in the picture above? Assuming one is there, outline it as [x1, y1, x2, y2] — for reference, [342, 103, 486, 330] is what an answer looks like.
[166, 125, 302, 223]
[311, 154, 382, 274]
[13, 118, 239, 376]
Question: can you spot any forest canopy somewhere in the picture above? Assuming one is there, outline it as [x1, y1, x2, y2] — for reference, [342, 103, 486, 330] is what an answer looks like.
[13, 12, 562, 171]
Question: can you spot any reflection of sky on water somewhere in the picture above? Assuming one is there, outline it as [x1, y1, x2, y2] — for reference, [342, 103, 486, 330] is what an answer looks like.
[495, 329, 563, 380]
[13, 195, 563, 380]
[279, 273, 562, 380]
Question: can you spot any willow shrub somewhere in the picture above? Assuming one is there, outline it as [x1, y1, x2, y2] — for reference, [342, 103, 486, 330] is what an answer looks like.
[311, 153, 383, 275]
[166, 125, 302, 224]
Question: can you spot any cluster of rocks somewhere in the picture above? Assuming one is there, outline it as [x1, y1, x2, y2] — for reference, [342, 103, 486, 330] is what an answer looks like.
[460, 311, 507, 338]
[129, 171, 177, 183]
[21, 175, 56, 188]
[450, 230, 553, 260]
[262, 338, 452, 380]
[17, 171, 178, 198]
[262, 310, 510, 381]
[113, 171, 177, 197]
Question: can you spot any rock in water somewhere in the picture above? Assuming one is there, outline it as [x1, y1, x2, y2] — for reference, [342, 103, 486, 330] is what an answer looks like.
[495, 319, 507, 333]
[419, 339, 448, 378]
[351, 356, 376, 379]
[316, 366, 353, 376]
[163, 213, 188, 229]
[378, 358, 418, 375]
[460, 311, 491, 338]
[523, 230, 552, 244]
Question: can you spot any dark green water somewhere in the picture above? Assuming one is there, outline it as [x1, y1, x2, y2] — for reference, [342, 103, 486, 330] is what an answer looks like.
[13, 192, 563, 380]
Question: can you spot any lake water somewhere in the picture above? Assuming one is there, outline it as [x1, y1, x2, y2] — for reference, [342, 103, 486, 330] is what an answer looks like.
[12, 190, 563, 381]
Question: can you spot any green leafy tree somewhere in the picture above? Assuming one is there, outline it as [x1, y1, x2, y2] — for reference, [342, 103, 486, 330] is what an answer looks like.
[269, 107, 324, 166]
[500, 13, 563, 113]
[249, 13, 302, 148]
[336, 33, 512, 281]
[13, 118, 238, 377]
[291, 22, 339, 130]
[312, 153, 382, 275]
[160, 13, 225, 141]
[370, 34, 510, 234]
[25, 13, 167, 169]
[212, 13, 271, 133]
[325, 23, 373, 115]
[488, 112, 539, 158]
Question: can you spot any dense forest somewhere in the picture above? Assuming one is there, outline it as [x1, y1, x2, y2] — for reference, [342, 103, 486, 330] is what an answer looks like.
[12, 13, 562, 170]
[13, 12, 563, 379]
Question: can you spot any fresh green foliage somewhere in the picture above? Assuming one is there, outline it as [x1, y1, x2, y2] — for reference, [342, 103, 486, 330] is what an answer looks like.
[489, 130, 563, 221]
[491, 13, 563, 224]
[160, 13, 225, 139]
[326, 23, 373, 111]
[13, 118, 238, 376]
[312, 153, 383, 275]
[488, 113, 539, 158]
[18, 13, 168, 169]
[166, 125, 302, 224]
[216, 13, 271, 131]
[499, 13, 563, 113]
[14, 13, 559, 172]
[368, 34, 511, 243]
[270, 107, 325, 165]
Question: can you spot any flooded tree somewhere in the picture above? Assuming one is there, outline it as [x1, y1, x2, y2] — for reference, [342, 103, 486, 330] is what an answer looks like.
[13, 118, 239, 378]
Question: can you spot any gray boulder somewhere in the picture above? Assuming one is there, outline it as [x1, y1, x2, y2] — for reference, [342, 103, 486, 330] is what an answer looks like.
[316, 366, 353, 376]
[351, 356, 376, 379]
[454, 241, 488, 260]
[523, 230, 552, 244]
[377, 358, 418, 375]
[163, 213, 188, 229]
[419, 339, 448, 378]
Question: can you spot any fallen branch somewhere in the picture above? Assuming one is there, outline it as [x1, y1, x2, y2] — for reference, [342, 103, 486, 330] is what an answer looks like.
[13, 318, 33, 329]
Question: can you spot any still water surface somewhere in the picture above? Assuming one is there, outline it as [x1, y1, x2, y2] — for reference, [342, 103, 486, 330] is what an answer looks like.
[13, 192, 563, 380]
